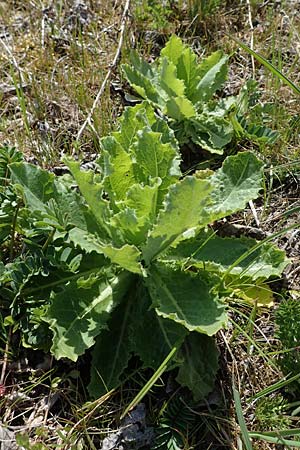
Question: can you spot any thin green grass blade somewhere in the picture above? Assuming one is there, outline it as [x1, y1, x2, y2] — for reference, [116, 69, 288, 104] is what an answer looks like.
[249, 431, 300, 447]
[233, 384, 253, 450]
[253, 429, 300, 437]
[230, 316, 277, 369]
[252, 372, 300, 400]
[230, 37, 300, 96]
[120, 346, 177, 420]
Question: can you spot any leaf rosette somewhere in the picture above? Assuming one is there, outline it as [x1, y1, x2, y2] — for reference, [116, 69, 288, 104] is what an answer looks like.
[7, 102, 288, 401]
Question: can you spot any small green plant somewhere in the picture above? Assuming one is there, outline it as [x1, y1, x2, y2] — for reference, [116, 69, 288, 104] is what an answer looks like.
[123, 35, 278, 154]
[187, 0, 222, 20]
[275, 297, 300, 388]
[1, 102, 288, 401]
[153, 396, 196, 449]
[133, 0, 175, 32]
[255, 394, 292, 431]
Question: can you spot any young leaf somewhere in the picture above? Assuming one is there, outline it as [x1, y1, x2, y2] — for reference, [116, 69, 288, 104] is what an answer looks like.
[112, 102, 154, 149]
[101, 136, 136, 202]
[112, 102, 179, 151]
[45, 270, 133, 361]
[193, 52, 228, 104]
[161, 35, 200, 100]
[142, 176, 212, 264]
[67, 228, 143, 274]
[65, 160, 113, 239]
[132, 129, 181, 205]
[147, 264, 227, 336]
[112, 181, 160, 246]
[159, 57, 186, 99]
[176, 333, 219, 401]
[160, 34, 186, 66]
[122, 52, 164, 107]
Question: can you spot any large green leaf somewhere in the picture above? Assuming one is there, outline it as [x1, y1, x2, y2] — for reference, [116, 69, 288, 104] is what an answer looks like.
[129, 284, 187, 369]
[88, 283, 187, 397]
[45, 270, 133, 361]
[162, 231, 289, 280]
[176, 333, 219, 401]
[142, 176, 211, 264]
[207, 151, 264, 220]
[147, 264, 227, 336]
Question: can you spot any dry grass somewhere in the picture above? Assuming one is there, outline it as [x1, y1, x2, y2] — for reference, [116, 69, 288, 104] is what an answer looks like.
[0, 0, 125, 167]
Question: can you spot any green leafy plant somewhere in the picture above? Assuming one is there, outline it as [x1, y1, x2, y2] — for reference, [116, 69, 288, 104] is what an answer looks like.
[123, 35, 278, 154]
[1, 102, 288, 401]
[0, 146, 23, 246]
